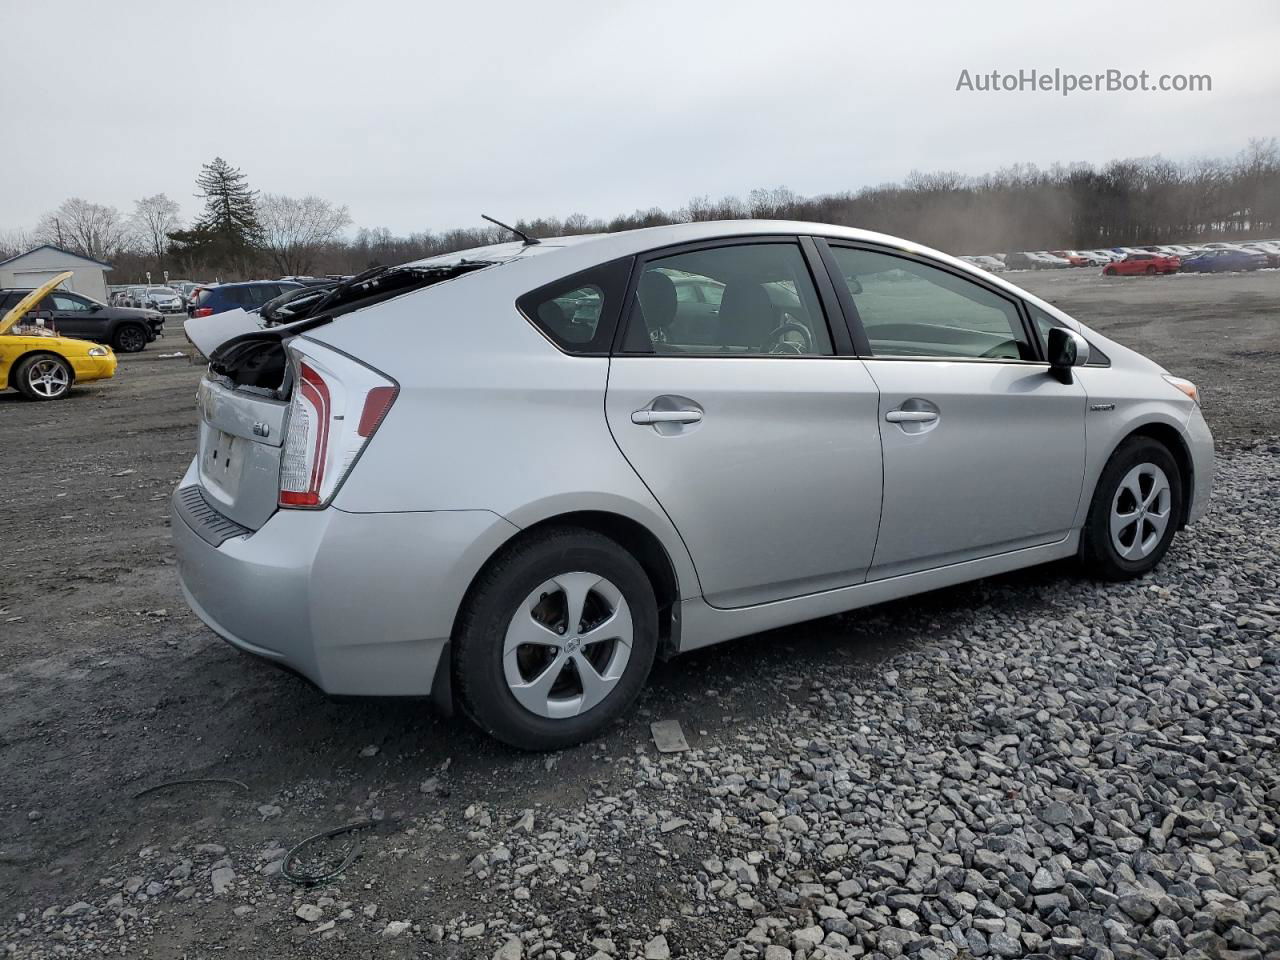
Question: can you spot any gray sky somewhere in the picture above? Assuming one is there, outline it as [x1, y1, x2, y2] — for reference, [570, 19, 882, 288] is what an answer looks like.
[5, 0, 1278, 236]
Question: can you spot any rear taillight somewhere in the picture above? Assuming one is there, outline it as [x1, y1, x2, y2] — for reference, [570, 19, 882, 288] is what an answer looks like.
[278, 345, 398, 509]
[193, 307, 213, 318]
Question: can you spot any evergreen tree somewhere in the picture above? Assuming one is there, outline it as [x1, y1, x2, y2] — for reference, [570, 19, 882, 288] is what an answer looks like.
[168, 158, 263, 276]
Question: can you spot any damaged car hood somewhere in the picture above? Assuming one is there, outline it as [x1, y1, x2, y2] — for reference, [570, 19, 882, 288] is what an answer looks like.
[0, 270, 74, 336]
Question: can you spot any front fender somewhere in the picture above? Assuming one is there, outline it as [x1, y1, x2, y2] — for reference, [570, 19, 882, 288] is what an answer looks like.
[1071, 395, 1197, 530]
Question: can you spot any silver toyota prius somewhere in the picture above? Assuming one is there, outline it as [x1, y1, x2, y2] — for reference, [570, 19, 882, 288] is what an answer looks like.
[172, 221, 1213, 749]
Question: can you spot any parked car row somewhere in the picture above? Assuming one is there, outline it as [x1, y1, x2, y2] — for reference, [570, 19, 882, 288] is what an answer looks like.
[963, 239, 1280, 277]
[111, 284, 196, 311]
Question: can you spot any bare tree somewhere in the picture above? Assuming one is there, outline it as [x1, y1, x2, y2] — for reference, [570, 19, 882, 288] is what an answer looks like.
[35, 198, 131, 262]
[257, 194, 352, 276]
[130, 194, 183, 262]
[0, 227, 35, 260]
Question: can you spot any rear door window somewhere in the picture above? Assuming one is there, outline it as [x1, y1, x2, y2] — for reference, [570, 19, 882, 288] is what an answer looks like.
[623, 242, 833, 356]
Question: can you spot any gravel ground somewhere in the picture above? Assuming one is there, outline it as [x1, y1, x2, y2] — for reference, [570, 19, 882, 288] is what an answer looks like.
[1, 270, 1278, 959]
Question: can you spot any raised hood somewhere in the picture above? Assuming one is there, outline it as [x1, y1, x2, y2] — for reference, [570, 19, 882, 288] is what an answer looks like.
[0, 271, 73, 336]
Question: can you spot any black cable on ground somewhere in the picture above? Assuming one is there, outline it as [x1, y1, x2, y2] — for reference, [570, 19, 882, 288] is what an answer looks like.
[281, 820, 380, 886]
[133, 777, 249, 798]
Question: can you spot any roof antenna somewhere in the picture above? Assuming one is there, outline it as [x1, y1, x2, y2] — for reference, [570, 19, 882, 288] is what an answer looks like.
[482, 213, 539, 246]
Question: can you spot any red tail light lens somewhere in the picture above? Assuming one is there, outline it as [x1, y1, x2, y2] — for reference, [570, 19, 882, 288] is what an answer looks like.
[278, 347, 397, 509]
[279, 363, 330, 507]
[193, 307, 213, 318]
[357, 386, 397, 437]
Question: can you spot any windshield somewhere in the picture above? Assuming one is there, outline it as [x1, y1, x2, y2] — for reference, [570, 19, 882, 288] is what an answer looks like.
[148, 287, 178, 296]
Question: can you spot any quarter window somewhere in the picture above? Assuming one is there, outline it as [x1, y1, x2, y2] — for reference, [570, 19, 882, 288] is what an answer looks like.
[517, 257, 632, 355]
[625, 243, 832, 356]
[829, 247, 1032, 361]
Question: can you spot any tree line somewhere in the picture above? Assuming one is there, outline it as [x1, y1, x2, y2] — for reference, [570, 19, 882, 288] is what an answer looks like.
[1, 139, 1276, 284]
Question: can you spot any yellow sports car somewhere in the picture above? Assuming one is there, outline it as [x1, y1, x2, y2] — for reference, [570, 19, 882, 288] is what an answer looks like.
[1, 272, 117, 401]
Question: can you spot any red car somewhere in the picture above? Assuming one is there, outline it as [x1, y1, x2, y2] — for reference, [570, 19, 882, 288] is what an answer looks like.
[1103, 252, 1180, 276]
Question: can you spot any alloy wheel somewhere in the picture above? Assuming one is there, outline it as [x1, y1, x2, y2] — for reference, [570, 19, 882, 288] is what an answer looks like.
[118, 327, 146, 352]
[1110, 463, 1172, 561]
[503, 572, 634, 720]
[27, 358, 70, 399]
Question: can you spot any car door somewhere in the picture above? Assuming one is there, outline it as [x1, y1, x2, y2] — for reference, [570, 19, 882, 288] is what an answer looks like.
[604, 238, 883, 609]
[48, 293, 102, 340]
[818, 241, 1087, 580]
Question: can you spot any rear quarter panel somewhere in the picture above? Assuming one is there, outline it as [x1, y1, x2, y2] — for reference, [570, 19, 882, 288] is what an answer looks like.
[306, 260, 702, 600]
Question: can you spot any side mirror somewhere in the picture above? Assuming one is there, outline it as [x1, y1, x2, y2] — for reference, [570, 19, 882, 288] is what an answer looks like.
[1047, 327, 1090, 384]
[844, 277, 863, 295]
[89, 303, 103, 312]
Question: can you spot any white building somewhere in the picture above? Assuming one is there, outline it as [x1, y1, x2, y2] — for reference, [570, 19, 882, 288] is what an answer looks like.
[0, 245, 113, 302]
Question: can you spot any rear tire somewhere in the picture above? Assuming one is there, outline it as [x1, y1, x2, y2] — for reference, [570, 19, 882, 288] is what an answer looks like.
[1080, 437, 1183, 581]
[453, 527, 658, 750]
[1104, 267, 1116, 276]
[1145, 266, 1157, 276]
[14, 354, 72, 401]
[113, 324, 148, 353]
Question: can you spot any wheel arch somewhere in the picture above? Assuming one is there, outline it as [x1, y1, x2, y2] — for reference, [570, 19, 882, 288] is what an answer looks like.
[452, 508, 684, 660]
[1106, 420, 1195, 529]
[436, 507, 686, 718]
[5, 349, 77, 390]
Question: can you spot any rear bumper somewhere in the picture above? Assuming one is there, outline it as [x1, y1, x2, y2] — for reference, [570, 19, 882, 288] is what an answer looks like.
[170, 464, 518, 696]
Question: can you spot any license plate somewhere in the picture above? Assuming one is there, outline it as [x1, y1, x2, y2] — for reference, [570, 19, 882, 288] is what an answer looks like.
[202, 428, 246, 498]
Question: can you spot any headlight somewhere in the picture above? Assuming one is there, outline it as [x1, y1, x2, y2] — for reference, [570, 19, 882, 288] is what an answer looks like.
[1163, 375, 1199, 405]
[88, 346, 108, 357]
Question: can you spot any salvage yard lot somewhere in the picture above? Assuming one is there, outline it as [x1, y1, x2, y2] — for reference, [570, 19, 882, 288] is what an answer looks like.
[1, 268, 1278, 959]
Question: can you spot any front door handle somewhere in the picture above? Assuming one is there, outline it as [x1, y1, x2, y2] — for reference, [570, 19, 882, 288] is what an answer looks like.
[885, 409, 938, 424]
[632, 408, 703, 425]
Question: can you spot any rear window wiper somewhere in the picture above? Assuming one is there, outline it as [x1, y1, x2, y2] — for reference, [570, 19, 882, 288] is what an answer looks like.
[259, 261, 495, 326]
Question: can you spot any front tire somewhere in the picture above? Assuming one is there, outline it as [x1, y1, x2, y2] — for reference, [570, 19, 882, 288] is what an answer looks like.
[14, 354, 72, 401]
[1080, 437, 1183, 580]
[453, 527, 658, 750]
[113, 324, 148, 353]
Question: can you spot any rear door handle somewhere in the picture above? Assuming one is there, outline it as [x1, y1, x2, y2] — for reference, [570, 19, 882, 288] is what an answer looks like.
[632, 409, 703, 425]
[885, 410, 938, 423]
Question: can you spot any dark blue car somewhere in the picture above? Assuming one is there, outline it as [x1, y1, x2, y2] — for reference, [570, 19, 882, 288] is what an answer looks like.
[190, 281, 303, 317]
[1180, 248, 1267, 272]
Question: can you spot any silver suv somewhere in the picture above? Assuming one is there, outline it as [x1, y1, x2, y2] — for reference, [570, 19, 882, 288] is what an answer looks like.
[172, 221, 1213, 749]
